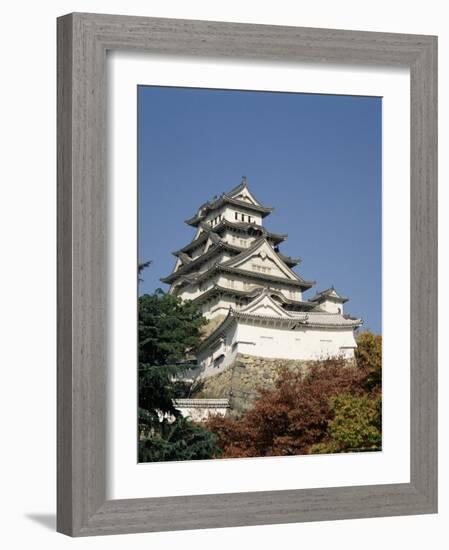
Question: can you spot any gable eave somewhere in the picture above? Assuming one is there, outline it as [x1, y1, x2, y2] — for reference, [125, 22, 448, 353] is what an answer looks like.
[184, 195, 273, 226]
[221, 237, 305, 283]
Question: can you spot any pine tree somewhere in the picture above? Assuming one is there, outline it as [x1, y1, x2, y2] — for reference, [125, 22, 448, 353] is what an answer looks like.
[138, 289, 219, 462]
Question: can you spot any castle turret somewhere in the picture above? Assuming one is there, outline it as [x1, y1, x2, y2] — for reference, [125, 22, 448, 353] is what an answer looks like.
[309, 286, 348, 314]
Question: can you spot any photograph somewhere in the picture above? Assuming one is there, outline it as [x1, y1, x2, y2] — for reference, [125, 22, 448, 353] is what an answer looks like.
[137, 85, 382, 462]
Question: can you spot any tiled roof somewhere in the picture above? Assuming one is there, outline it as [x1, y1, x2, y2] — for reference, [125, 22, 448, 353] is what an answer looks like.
[178, 252, 192, 264]
[310, 287, 349, 303]
[172, 220, 287, 257]
[160, 241, 241, 284]
[212, 219, 287, 243]
[193, 264, 315, 290]
[297, 311, 360, 326]
[173, 398, 230, 409]
[192, 284, 316, 309]
[276, 251, 301, 267]
[184, 182, 273, 226]
[234, 310, 362, 328]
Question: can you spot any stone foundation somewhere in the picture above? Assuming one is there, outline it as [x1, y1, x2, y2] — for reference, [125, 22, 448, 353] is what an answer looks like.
[192, 354, 352, 414]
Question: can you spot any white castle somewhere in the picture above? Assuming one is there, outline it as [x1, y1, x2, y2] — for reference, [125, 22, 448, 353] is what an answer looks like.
[162, 178, 362, 389]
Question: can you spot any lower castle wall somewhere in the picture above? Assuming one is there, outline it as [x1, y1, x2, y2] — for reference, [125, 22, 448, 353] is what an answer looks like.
[193, 353, 332, 414]
[196, 320, 357, 380]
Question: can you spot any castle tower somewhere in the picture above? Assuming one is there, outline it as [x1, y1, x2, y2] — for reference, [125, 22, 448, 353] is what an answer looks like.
[161, 178, 362, 378]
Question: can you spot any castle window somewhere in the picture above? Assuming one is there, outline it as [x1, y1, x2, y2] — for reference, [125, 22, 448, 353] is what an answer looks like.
[241, 213, 245, 222]
[248, 216, 252, 223]
[235, 212, 238, 220]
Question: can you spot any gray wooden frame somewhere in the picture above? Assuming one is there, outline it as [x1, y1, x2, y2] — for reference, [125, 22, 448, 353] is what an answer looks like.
[57, 12, 438, 537]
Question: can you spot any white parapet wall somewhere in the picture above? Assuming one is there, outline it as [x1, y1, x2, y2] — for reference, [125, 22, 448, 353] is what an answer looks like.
[236, 322, 357, 361]
[173, 398, 230, 422]
[196, 316, 358, 379]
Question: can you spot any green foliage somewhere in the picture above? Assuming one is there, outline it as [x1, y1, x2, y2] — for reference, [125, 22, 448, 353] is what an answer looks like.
[138, 363, 185, 433]
[310, 331, 382, 454]
[139, 416, 220, 462]
[138, 289, 218, 462]
[310, 394, 381, 454]
[355, 331, 382, 392]
[139, 289, 207, 367]
[138, 260, 152, 282]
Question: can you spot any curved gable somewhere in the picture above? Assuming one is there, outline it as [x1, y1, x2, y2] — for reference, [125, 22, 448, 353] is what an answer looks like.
[223, 239, 300, 281]
[239, 291, 294, 318]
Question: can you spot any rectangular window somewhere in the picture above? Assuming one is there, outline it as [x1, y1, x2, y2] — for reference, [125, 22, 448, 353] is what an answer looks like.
[241, 213, 245, 222]
[235, 212, 238, 220]
[248, 216, 252, 223]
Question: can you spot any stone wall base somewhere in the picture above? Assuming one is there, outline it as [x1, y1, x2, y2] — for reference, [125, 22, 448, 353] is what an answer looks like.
[192, 354, 355, 414]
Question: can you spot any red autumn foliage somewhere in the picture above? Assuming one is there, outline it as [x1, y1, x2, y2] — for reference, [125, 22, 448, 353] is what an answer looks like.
[205, 358, 371, 458]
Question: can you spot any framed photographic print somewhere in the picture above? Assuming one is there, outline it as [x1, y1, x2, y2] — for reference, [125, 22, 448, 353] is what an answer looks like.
[57, 13, 437, 536]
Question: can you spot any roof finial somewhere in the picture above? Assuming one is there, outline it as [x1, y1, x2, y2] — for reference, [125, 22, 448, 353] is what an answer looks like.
[241, 175, 247, 185]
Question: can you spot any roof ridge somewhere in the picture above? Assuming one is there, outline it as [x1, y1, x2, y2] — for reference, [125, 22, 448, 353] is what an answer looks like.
[224, 177, 247, 198]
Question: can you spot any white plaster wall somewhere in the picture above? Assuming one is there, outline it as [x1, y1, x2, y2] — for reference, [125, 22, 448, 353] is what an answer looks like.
[178, 284, 200, 301]
[216, 273, 302, 301]
[235, 323, 357, 360]
[225, 208, 262, 225]
[205, 206, 226, 227]
[197, 321, 239, 376]
[174, 405, 229, 422]
[197, 320, 357, 377]
[318, 299, 345, 314]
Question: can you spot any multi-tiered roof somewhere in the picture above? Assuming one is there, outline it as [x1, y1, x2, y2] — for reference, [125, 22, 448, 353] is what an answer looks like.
[162, 179, 362, 332]
[161, 178, 325, 317]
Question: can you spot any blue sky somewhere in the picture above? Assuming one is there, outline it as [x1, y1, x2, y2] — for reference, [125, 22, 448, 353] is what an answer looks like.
[138, 86, 381, 334]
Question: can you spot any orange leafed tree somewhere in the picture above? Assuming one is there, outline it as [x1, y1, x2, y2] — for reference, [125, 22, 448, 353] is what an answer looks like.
[206, 333, 382, 459]
[206, 359, 364, 458]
